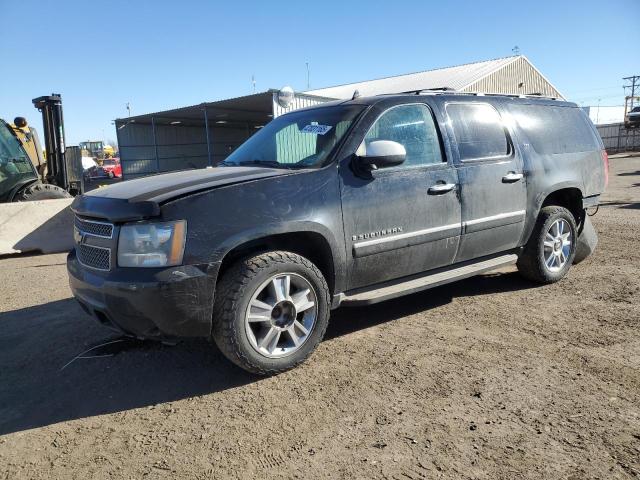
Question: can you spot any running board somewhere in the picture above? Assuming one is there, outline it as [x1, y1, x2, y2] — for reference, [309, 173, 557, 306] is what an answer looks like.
[340, 254, 518, 306]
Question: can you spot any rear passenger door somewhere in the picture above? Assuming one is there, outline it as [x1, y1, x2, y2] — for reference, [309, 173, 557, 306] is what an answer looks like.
[444, 102, 527, 262]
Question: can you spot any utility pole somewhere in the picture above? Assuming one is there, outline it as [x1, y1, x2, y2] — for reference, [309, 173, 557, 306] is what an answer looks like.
[252, 74, 256, 93]
[623, 75, 639, 110]
[306, 62, 310, 90]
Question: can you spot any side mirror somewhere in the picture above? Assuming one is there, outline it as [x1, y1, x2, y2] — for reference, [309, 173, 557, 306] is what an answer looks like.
[356, 140, 406, 170]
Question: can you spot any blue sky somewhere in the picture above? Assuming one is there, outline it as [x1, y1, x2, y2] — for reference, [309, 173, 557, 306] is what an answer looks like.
[1, 0, 638, 145]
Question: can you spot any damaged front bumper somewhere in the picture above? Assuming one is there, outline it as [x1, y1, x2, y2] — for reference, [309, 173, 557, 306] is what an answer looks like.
[67, 250, 220, 339]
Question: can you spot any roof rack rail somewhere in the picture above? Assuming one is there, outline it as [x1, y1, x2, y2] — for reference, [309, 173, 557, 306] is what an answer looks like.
[377, 90, 560, 101]
[402, 87, 457, 95]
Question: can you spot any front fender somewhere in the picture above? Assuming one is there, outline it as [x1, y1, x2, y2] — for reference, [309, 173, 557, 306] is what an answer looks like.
[160, 167, 347, 292]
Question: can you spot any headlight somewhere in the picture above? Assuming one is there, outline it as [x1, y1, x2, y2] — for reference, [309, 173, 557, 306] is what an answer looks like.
[118, 220, 186, 268]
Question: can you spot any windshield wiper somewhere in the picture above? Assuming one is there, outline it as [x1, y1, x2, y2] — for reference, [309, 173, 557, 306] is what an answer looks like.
[226, 160, 295, 169]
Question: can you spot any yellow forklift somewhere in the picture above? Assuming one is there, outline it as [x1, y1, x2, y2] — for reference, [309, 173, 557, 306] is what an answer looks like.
[1, 94, 82, 202]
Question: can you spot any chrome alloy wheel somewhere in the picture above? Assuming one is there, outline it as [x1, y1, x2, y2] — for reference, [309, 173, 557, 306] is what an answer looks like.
[245, 273, 317, 358]
[543, 218, 572, 272]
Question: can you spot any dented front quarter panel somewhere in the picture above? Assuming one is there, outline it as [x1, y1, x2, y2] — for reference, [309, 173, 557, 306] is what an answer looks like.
[160, 166, 347, 292]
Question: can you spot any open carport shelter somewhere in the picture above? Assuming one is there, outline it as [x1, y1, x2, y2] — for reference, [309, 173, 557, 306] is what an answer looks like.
[114, 91, 332, 179]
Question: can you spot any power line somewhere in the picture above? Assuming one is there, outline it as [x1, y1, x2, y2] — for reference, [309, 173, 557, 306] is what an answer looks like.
[571, 93, 623, 102]
[565, 85, 621, 94]
[623, 75, 640, 110]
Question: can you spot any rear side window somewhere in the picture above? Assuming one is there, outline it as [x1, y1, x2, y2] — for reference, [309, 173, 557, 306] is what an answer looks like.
[509, 104, 600, 154]
[446, 103, 510, 161]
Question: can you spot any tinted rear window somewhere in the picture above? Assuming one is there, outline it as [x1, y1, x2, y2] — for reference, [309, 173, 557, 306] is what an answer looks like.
[446, 103, 510, 161]
[509, 104, 600, 154]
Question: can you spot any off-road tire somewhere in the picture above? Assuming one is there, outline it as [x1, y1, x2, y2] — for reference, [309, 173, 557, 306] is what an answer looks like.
[212, 251, 330, 375]
[16, 182, 71, 201]
[517, 206, 577, 284]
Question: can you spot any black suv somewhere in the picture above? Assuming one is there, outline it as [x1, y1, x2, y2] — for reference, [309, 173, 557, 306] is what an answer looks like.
[68, 93, 607, 374]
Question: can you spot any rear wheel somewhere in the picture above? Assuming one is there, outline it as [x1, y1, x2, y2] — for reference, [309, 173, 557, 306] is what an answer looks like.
[517, 206, 577, 284]
[16, 182, 71, 201]
[212, 251, 330, 375]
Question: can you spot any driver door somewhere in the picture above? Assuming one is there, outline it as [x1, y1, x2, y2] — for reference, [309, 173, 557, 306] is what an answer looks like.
[339, 103, 462, 290]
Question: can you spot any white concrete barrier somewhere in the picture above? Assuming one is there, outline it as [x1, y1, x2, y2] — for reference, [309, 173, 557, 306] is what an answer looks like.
[0, 199, 74, 255]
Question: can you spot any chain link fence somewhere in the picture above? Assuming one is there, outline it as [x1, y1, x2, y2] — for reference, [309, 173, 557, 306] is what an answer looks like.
[596, 123, 640, 154]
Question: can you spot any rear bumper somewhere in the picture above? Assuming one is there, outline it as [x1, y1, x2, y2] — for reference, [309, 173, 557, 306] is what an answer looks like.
[67, 251, 220, 339]
[574, 214, 598, 264]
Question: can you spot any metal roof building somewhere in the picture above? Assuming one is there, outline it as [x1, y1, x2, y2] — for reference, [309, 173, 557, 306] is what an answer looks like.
[306, 55, 563, 99]
[115, 91, 332, 179]
[115, 55, 563, 179]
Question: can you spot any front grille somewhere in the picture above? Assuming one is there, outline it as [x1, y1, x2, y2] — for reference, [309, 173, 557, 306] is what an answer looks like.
[77, 244, 111, 271]
[74, 216, 113, 238]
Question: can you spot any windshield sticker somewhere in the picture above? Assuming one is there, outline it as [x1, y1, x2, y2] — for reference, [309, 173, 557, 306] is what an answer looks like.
[301, 124, 333, 135]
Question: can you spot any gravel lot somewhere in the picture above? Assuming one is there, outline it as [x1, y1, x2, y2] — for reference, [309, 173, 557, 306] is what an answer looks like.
[1, 154, 639, 479]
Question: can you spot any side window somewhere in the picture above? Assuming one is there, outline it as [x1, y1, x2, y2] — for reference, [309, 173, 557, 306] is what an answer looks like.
[364, 104, 444, 167]
[508, 104, 600, 154]
[446, 103, 510, 161]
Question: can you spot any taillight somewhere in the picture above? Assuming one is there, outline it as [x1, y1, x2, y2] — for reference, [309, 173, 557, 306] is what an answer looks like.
[601, 149, 609, 188]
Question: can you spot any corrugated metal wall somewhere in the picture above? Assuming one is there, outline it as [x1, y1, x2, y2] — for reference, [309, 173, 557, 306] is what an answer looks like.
[464, 56, 563, 98]
[116, 92, 334, 179]
[596, 123, 640, 154]
[272, 92, 329, 118]
[271, 92, 335, 163]
[116, 121, 253, 179]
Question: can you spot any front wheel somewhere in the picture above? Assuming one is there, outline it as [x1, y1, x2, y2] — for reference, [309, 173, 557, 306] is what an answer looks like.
[212, 251, 330, 375]
[16, 182, 71, 201]
[517, 206, 577, 284]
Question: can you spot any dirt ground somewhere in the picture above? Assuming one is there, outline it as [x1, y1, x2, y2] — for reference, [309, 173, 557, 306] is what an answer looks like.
[1, 154, 639, 480]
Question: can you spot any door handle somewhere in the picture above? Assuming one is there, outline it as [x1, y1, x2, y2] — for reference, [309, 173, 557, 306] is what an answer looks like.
[502, 172, 524, 183]
[428, 183, 456, 194]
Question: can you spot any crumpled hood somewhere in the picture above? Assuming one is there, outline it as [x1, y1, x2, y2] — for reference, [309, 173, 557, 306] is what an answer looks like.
[85, 166, 292, 203]
[72, 166, 295, 222]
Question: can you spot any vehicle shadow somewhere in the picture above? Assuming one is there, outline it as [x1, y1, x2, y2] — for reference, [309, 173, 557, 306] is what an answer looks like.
[0, 298, 256, 436]
[600, 200, 640, 210]
[0, 271, 532, 435]
[326, 270, 531, 339]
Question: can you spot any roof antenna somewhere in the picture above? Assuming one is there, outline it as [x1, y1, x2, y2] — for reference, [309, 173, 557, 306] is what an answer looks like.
[352, 90, 361, 100]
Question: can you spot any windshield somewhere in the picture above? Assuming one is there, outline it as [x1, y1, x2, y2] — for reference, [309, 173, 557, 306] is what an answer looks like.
[222, 105, 364, 169]
[0, 120, 37, 199]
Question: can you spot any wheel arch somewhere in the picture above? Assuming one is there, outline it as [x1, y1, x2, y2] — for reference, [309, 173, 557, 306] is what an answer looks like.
[217, 230, 338, 296]
[521, 184, 585, 246]
[540, 186, 584, 227]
